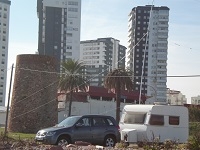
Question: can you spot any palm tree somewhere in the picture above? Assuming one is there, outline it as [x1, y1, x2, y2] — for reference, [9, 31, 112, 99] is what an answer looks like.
[58, 59, 88, 116]
[104, 68, 133, 123]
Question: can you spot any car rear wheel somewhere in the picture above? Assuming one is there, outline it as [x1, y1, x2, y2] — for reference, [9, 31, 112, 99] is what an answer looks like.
[104, 135, 116, 147]
[56, 135, 71, 146]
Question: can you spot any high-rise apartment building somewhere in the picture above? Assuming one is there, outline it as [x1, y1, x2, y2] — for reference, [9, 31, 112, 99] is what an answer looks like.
[0, 0, 11, 106]
[37, 0, 81, 70]
[126, 5, 169, 104]
[80, 38, 126, 86]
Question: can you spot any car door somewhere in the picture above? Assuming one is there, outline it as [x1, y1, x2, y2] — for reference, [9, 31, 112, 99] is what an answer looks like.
[72, 117, 92, 143]
[91, 117, 108, 144]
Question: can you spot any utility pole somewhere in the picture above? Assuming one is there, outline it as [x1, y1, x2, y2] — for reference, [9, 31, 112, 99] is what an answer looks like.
[4, 64, 14, 137]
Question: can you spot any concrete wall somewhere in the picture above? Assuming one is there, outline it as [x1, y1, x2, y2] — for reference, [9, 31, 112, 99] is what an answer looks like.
[58, 99, 131, 123]
[0, 111, 6, 127]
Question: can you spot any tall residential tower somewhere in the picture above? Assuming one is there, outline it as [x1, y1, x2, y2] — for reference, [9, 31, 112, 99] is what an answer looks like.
[80, 38, 126, 86]
[0, 0, 11, 106]
[126, 5, 169, 104]
[37, 0, 81, 70]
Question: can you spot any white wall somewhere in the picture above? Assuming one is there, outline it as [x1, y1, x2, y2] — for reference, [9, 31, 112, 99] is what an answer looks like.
[58, 99, 131, 123]
[0, 112, 6, 126]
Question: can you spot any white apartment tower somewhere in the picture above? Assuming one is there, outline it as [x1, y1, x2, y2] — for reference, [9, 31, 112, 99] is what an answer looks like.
[126, 5, 169, 104]
[80, 38, 126, 86]
[0, 0, 11, 106]
[37, 0, 81, 71]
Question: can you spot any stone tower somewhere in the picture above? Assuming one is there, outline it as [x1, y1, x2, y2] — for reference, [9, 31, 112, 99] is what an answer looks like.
[8, 54, 58, 133]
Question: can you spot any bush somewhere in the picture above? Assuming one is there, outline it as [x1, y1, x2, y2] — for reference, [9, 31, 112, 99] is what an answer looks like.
[188, 106, 200, 122]
[187, 132, 200, 150]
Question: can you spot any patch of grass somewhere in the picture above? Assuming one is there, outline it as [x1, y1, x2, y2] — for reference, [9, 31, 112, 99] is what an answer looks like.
[0, 127, 35, 140]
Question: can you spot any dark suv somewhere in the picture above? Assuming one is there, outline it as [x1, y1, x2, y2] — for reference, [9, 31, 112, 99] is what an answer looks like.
[35, 115, 120, 147]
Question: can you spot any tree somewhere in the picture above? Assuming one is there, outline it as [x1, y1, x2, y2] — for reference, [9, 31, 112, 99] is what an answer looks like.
[104, 68, 133, 123]
[58, 59, 88, 116]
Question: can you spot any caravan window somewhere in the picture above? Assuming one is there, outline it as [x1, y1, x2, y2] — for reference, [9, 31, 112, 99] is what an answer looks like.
[169, 116, 179, 125]
[149, 115, 164, 125]
[124, 113, 146, 124]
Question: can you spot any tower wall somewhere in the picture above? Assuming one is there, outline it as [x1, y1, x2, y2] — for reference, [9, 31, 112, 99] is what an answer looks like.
[9, 54, 58, 133]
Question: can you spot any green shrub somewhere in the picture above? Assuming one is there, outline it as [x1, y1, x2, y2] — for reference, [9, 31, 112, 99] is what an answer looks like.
[187, 132, 200, 150]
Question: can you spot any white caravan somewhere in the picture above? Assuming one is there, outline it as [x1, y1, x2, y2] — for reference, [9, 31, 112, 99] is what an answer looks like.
[119, 104, 188, 143]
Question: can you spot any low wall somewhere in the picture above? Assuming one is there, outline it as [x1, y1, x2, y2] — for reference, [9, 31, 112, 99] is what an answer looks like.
[0, 111, 6, 127]
[58, 99, 131, 123]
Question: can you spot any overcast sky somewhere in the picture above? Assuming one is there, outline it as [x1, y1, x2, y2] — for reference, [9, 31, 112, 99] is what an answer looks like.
[7, 0, 200, 103]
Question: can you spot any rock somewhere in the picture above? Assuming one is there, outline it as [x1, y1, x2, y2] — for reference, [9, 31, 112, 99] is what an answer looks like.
[49, 145, 64, 150]
[75, 141, 91, 146]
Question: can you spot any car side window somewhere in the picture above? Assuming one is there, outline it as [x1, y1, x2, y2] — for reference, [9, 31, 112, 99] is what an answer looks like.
[77, 117, 91, 127]
[93, 117, 107, 126]
[106, 118, 114, 126]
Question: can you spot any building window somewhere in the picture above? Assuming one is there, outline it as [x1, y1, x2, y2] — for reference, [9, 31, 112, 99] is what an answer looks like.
[68, 8, 78, 12]
[54, 46, 58, 49]
[169, 116, 179, 125]
[66, 33, 72, 37]
[3, 13, 7, 19]
[67, 45, 72, 49]
[149, 115, 164, 126]
[68, 1, 78, 5]
[66, 52, 72, 56]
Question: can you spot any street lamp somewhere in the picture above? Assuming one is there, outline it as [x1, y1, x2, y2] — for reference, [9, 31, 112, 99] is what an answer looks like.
[136, 82, 157, 104]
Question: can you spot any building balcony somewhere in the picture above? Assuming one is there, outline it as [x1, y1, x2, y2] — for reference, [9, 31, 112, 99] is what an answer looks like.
[156, 84, 167, 89]
[157, 46, 168, 49]
[157, 51, 167, 55]
[158, 23, 168, 28]
[157, 68, 167, 72]
[157, 55, 167, 60]
[158, 18, 169, 22]
[158, 40, 168, 44]
[156, 77, 167, 82]
[157, 34, 168, 38]
[157, 62, 167, 66]
[158, 29, 168, 33]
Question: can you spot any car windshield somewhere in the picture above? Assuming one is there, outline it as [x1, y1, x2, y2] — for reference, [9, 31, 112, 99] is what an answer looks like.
[57, 116, 81, 127]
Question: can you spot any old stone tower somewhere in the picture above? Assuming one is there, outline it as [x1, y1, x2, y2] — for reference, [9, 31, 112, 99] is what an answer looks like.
[8, 54, 58, 133]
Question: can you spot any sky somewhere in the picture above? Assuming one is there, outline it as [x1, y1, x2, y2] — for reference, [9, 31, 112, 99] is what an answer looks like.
[6, 0, 200, 104]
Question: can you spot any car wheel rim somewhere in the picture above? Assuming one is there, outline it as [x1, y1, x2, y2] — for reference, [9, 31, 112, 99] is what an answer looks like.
[58, 139, 68, 146]
[106, 138, 114, 147]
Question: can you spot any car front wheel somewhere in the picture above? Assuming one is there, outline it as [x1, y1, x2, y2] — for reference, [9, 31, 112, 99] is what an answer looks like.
[56, 135, 71, 146]
[104, 135, 116, 147]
